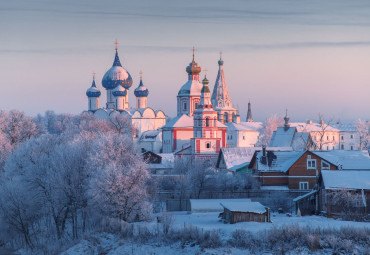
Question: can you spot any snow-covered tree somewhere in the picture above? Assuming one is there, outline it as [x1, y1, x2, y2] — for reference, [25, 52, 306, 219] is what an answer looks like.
[257, 114, 284, 147]
[88, 134, 152, 222]
[355, 119, 370, 150]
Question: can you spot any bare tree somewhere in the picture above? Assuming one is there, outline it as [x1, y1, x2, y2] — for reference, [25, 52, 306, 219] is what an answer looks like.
[328, 190, 365, 220]
[257, 114, 284, 147]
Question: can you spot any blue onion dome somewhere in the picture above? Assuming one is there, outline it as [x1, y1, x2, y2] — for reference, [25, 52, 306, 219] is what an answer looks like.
[102, 49, 133, 90]
[86, 77, 101, 97]
[112, 84, 127, 97]
[134, 74, 149, 97]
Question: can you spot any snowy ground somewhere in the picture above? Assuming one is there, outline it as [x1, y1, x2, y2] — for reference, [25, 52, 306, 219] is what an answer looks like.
[172, 212, 370, 234]
[60, 213, 370, 255]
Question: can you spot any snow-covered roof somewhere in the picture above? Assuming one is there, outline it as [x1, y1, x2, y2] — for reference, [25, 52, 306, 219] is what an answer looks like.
[220, 147, 293, 171]
[269, 127, 311, 150]
[331, 123, 357, 132]
[162, 114, 194, 128]
[293, 190, 318, 202]
[139, 130, 161, 142]
[321, 170, 370, 190]
[312, 150, 370, 170]
[178, 80, 203, 96]
[190, 199, 251, 213]
[221, 201, 267, 214]
[219, 147, 260, 170]
[269, 127, 296, 147]
[289, 122, 338, 132]
[255, 151, 306, 172]
[225, 122, 262, 132]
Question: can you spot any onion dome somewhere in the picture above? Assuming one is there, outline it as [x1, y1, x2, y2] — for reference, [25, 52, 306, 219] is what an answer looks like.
[86, 76, 101, 97]
[134, 72, 149, 97]
[186, 47, 201, 75]
[201, 76, 210, 93]
[112, 84, 127, 97]
[102, 45, 133, 90]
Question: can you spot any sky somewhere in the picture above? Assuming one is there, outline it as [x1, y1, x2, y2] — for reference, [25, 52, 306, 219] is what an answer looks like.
[1, 0, 370, 122]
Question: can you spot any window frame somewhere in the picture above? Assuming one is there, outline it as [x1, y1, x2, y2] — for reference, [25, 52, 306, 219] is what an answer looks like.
[307, 158, 317, 169]
[299, 182, 309, 190]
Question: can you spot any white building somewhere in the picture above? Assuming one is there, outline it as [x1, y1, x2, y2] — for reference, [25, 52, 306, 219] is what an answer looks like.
[85, 43, 166, 140]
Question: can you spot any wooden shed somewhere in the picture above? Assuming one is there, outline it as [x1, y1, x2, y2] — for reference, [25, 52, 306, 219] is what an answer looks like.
[220, 202, 271, 224]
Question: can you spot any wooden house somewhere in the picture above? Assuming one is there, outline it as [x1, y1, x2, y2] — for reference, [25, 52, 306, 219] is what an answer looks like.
[220, 201, 270, 224]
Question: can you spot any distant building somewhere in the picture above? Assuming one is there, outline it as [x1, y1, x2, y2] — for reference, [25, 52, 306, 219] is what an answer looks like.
[220, 201, 270, 224]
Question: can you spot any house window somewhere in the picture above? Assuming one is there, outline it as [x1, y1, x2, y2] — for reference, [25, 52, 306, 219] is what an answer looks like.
[243, 136, 245, 140]
[327, 136, 329, 140]
[332, 136, 335, 141]
[351, 146, 353, 150]
[350, 134, 353, 139]
[341, 144, 344, 150]
[321, 161, 330, 170]
[307, 158, 316, 169]
[206, 143, 210, 148]
[341, 136, 344, 140]
[299, 182, 309, 190]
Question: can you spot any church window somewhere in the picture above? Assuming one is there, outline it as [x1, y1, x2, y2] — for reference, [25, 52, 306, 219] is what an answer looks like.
[195, 102, 198, 109]
[341, 144, 344, 150]
[205, 118, 210, 127]
[351, 146, 353, 150]
[326, 136, 329, 140]
[183, 102, 187, 111]
[224, 112, 228, 123]
[206, 143, 210, 148]
[243, 136, 245, 140]
[341, 136, 343, 140]
[350, 134, 353, 139]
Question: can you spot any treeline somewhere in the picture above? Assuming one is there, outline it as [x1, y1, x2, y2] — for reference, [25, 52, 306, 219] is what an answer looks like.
[0, 110, 153, 250]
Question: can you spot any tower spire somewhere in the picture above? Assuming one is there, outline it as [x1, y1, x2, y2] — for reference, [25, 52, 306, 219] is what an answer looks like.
[246, 100, 253, 122]
[113, 40, 122, 67]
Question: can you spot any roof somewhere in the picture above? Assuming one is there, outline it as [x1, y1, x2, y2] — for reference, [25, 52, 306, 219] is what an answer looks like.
[225, 122, 262, 131]
[218, 147, 260, 170]
[221, 201, 266, 214]
[139, 130, 161, 142]
[312, 150, 370, 170]
[146, 153, 174, 169]
[269, 127, 311, 150]
[332, 123, 357, 132]
[189, 199, 251, 213]
[289, 122, 338, 132]
[293, 190, 318, 202]
[255, 150, 306, 172]
[162, 114, 193, 128]
[178, 79, 203, 96]
[321, 170, 370, 190]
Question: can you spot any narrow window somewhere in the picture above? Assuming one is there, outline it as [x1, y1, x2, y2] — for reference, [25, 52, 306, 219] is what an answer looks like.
[195, 102, 198, 109]
[350, 134, 353, 139]
[206, 143, 210, 148]
[351, 146, 353, 150]
[205, 118, 209, 127]
[183, 102, 187, 110]
[341, 144, 344, 150]
[341, 136, 344, 140]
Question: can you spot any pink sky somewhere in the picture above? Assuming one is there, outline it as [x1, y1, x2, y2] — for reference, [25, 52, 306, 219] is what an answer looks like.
[1, 0, 369, 122]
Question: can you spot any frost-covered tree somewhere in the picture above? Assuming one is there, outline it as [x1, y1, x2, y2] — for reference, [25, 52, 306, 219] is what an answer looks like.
[355, 119, 370, 150]
[257, 114, 284, 147]
[88, 134, 152, 222]
[0, 110, 38, 146]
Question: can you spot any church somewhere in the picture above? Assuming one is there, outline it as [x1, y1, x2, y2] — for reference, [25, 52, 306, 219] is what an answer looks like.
[85, 42, 166, 147]
[85, 43, 260, 161]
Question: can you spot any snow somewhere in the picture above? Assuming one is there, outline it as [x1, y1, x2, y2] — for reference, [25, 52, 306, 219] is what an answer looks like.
[221, 201, 266, 214]
[225, 122, 262, 131]
[162, 114, 193, 128]
[312, 150, 370, 170]
[321, 170, 370, 190]
[256, 151, 305, 172]
[172, 212, 370, 234]
[139, 130, 161, 141]
[189, 199, 251, 213]
[293, 190, 318, 202]
[289, 122, 339, 132]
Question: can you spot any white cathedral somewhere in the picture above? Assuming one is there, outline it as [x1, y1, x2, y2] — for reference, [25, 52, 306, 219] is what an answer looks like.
[85, 43, 166, 143]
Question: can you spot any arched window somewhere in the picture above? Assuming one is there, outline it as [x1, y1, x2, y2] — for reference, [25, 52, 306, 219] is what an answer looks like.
[224, 112, 228, 123]
[206, 143, 210, 148]
[205, 118, 210, 127]
[195, 102, 198, 109]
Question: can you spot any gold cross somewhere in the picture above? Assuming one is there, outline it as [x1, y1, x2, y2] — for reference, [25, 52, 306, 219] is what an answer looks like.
[219, 51, 223, 59]
[139, 70, 143, 80]
[92, 71, 96, 80]
[192, 46, 196, 61]
[114, 40, 119, 50]
[203, 68, 207, 77]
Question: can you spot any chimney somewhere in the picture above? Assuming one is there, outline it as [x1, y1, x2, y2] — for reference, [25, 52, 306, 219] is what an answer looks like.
[233, 114, 240, 124]
[307, 120, 312, 125]
[261, 146, 267, 165]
